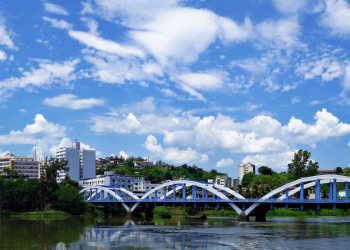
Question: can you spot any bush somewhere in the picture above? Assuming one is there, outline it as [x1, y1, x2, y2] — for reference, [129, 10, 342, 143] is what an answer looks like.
[153, 206, 171, 218]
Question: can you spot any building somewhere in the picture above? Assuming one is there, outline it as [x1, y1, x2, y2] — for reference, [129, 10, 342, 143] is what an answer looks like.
[56, 141, 96, 183]
[96, 158, 108, 170]
[79, 171, 145, 197]
[238, 163, 255, 184]
[133, 160, 152, 169]
[317, 169, 336, 175]
[208, 174, 239, 188]
[0, 153, 39, 179]
[38, 160, 46, 178]
[109, 159, 126, 167]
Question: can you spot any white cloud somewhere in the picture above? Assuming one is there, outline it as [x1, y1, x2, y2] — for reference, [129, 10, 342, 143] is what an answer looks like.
[43, 94, 104, 110]
[0, 15, 15, 49]
[109, 97, 156, 116]
[320, 0, 350, 35]
[348, 141, 350, 146]
[80, 18, 99, 36]
[19, 109, 26, 113]
[81, 2, 95, 14]
[129, 8, 253, 65]
[310, 100, 320, 105]
[43, 17, 72, 30]
[138, 81, 149, 87]
[92, 109, 350, 156]
[292, 97, 301, 104]
[69, 30, 145, 58]
[0, 50, 6, 61]
[261, 77, 279, 92]
[36, 39, 49, 45]
[220, 55, 225, 59]
[295, 57, 342, 82]
[44, 3, 69, 15]
[119, 151, 129, 159]
[160, 88, 178, 98]
[256, 18, 303, 51]
[143, 135, 208, 164]
[0, 149, 10, 157]
[49, 138, 101, 157]
[242, 151, 296, 170]
[216, 158, 234, 168]
[0, 59, 80, 101]
[273, 0, 306, 14]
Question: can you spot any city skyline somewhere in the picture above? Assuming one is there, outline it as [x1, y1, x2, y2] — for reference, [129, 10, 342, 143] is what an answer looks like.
[1, 0, 350, 179]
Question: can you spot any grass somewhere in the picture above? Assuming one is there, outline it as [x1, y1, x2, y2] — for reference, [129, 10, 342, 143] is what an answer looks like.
[0, 210, 70, 218]
[266, 208, 350, 217]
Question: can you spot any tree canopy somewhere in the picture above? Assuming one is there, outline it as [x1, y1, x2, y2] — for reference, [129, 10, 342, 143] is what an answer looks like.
[258, 166, 273, 175]
[287, 150, 319, 180]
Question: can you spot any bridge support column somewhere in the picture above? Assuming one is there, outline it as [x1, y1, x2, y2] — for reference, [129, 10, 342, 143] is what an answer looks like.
[173, 202, 175, 208]
[183, 203, 185, 208]
[84, 191, 86, 201]
[127, 210, 133, 218]
[330, 181, 333, 200]
[346, 181, 348, 202]
[333, 179, 337, 203]
[182, 184, 186, 200]
[217, 202, 219, 208]
[300, 181, 304, 210]
[173, 184, 176, 200]
[317, 204, 320, 210]
[301, 204, 303, 210]
[194, 203, 196, 208]
[333, 204, 336, 210]
[205, 202, 207, 208]
[237, 212, 250, 222]
[243, 203, 245, 210]
[285, 185, 289, 209]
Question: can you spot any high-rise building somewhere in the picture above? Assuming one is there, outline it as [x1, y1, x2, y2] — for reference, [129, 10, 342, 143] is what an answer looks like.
[0, 153, 39, 179]
[56, 141, 96, 183]
[238, 163, 255, 184]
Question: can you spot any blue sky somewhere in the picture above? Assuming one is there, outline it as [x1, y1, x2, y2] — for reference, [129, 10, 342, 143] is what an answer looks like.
[1, 0, 350, 178]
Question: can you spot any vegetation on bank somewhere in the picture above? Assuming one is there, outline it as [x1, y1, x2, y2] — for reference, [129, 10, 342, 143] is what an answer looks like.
[0, 210, 70, 218]
[97, 155, 226, 182]
[266, 208, 350, 217]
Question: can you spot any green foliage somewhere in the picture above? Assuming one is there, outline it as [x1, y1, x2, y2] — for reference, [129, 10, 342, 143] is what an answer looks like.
[336, 167, 343, 174]
[266, 208, 350, 217]
[288, 150, 319, 180]
[258, 166, 273, 175]
[203, 209, 238, 217]
[54, 185, 82, 214]
[153, 206, 171, 218]
[165, 171, 173, 180]
[241, 172, 255, 187]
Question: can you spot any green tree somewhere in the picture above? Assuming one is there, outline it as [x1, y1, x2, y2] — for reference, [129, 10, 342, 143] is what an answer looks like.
[55, 185, 82, 214]
[241, 172, 255, 187]
[287, 150, 319, 180]
[336, 167, 343, 174]
[39, 157, 69, 210]
[258, 166, 273, 175]
[165, 171, 173, 180]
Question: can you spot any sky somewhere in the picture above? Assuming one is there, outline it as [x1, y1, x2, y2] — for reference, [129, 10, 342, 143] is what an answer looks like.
[0, 0, 350, 179]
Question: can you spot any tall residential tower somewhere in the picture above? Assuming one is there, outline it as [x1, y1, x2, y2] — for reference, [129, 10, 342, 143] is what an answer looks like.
[56, 141, 96, 183]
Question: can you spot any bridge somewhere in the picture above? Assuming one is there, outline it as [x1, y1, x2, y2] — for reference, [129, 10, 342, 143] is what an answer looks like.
[79, 175, 350, 221]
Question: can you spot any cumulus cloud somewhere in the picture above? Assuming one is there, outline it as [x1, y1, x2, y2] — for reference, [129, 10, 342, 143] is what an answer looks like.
[43, 17, 72, 30]
[142, 135, 208, 164]
[119, 151, 129, 159]
[242, 151, 296, 170]
[43, 94, 104, 110]
[92, 109, 350, 157]
[320, 0, 350, 35]
[81, 2, 95, 14]
[19, 109, 26, 113]
[216, 158, 234, 168]
[273, 0, 306, 14]
[0, 59, 80, 101]
[44, 3, 69, 15]
[49, 137, 101, 157]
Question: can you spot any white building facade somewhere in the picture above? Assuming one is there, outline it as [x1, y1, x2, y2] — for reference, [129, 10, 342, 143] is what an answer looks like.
[56, 141, 96, 183]
[0, 153, 39, 179]
[238, 163, 256, 184]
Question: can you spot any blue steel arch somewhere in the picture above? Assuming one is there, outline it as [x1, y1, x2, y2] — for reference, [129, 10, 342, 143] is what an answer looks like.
[244, 175, 350, 216]
[130, 180, 245, 213]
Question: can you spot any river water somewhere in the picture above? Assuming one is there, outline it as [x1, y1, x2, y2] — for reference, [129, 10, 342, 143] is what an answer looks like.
[1, 216, 350, 249]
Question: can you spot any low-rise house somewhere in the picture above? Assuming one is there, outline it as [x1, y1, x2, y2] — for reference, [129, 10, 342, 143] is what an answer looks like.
[208, 174, 239, 188]
[133, 160, 152, 169]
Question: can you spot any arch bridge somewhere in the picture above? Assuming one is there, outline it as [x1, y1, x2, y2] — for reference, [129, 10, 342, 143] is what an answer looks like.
[79, 175, 350, 221]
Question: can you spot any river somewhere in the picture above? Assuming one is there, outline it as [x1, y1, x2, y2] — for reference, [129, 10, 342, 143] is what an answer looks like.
[1, 216, 350, 249]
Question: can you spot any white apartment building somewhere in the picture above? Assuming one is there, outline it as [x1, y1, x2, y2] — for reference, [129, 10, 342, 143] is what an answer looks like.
[238, 163, 256, 184]
[0, 153, 39, 179]
[208, 174, 239, 188]
[56, 141, 96, 183]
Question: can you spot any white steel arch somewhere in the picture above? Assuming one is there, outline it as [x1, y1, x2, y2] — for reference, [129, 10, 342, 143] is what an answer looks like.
[79, 186, 139, 210]
[130, 180, 245, 213]
[244, 175, 350, 216]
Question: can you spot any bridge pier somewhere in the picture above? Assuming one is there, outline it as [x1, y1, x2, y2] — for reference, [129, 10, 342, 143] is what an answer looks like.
[126, 210, 133, 218]
[145, 208, 154, 218]
[237, 212, 250, 222]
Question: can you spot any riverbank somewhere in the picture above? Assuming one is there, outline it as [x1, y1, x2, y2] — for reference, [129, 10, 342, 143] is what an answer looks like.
[0, 210, 70, 218]
[153, 207, 350, 218]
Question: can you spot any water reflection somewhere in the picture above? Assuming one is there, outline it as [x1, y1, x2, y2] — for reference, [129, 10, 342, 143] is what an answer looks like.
[2, 216, 350, 249]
